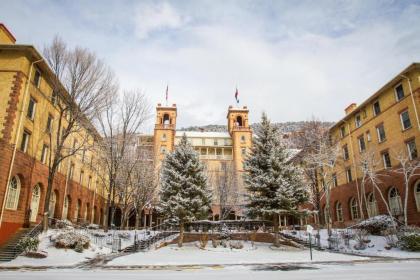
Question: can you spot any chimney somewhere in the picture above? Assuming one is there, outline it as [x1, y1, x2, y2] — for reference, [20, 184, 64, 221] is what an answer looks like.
[0, 23, 16, 44]
[345, 103, 357, 115]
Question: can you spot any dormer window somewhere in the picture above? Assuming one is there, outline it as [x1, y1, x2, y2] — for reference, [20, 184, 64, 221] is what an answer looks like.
[373, 101, 381, 116]
[395, 84, 404, 101]
[355, 115, 362, 128]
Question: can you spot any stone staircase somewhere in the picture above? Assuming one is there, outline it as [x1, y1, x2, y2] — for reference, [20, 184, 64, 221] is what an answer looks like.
[0, 227, 33, 262]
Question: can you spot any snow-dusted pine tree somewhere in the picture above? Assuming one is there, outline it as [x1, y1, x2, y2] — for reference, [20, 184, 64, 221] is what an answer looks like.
[244, 113, 308, 246]
[159, 134, 212, 247]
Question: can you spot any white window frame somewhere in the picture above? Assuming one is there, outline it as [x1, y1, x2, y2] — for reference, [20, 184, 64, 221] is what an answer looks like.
[21, 130, 30, 153]
[415, 181, 420, 212]
[5, 176, 21, 210]
[389, 187, 402, 215]
[382, 152, 392, 169]
[346, 168, 352, 183]
[343, 145, 349, 160]
[394, 83, 404, 101]
[358, 136, 366, 152]
[373, 101, 381, 116]
[355, 115, 362, 128]
[340, 126, 346, 138]
[400, 110, 412, 130]
[367, 192, 378, 217]
[41, 144, 48, 164]
[406, 140, 417, 160]
[350, 197, 359, 220]
[376, 124, 386, 143]
[336, 202, 343, 222]
[27, 97, 37, 120]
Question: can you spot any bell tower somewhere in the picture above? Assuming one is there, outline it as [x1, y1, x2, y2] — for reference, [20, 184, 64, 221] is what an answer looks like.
[227, 106, 252, 172]
[153, 103, 177, 167]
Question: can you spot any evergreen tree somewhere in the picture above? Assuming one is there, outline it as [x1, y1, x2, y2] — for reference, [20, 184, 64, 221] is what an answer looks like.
[244, 113, 308, 246]
[159, 134, 212, 247]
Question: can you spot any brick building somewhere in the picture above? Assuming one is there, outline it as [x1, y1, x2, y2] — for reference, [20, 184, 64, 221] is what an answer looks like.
[0, 24, 107, 245]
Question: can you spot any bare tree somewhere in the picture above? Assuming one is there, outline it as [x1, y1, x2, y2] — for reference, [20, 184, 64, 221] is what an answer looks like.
[392, 150, 420, 226]
[359, 149, 397, 231]
[95, 90, 150, 231]
[42, 36, 118, 230]
[214, 162, 239, 220]
[304, 138, 341, 236]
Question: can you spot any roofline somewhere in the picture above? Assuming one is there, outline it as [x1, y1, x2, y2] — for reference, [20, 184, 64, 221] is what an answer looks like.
[0, 23, 16, 43]
[331, 62, 420, 130]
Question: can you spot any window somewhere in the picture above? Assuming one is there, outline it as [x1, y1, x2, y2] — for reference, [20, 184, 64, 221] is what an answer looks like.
[214, 139, 218, 146]
[355, 115, 362, 128]
[414, 181, 420, 212]
[376, 124, 386, 143]
[46, 114, 53, 133]
[160, 146, 167, 154]
[201, 138, 206, 145]
[407, 139, 418, 160]
[68, 163, 75, 180]
[33, 69, 41, 88]
[366, 131, 371, 142]
[161, 133, 167, 141]
[346, 168, 353, 183]
[87, 176, 92, 190]
[27, 97, 36, 120]
[373, 101, 381, 116]
[340, 126, 346, 138]
[79, 170, 84, 186]
[358, 136, 366, 152]
[395, 84, 404, 101]
[389, 187, 402, 215]
[41, 144, 48, 164]
[382, 151, 392, 169]
[400, 110, 412, 130]
[336, 202, 343, 222]
[5, 176, 21, 210]
[332, 173, 338, 188]
[241, 147, 246, 155]
[51, 90, 58, 105]
[20, 130, 31, 153]
[343, 145, 349, 160]
[367, 193, 378, 217]
[240, 135, 246, 143]
[350, 198, 360, 220]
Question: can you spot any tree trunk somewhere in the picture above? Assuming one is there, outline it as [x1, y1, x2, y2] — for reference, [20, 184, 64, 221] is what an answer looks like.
[43, 173, 55, 232]
[135, 211, 141, 229]
[104, 191, 112, 232]
[178, 222, 184, 247]
[273, 213, 279, 247]
[404, 173, 409, 226]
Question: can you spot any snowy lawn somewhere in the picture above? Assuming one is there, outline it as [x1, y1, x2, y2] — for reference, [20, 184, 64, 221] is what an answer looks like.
[108, 241, 367, 266]
[284, 229, 420, 259]
[0, 229, 111, 267]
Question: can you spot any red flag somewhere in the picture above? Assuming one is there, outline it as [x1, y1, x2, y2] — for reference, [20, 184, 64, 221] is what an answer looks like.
[235, 87, 239, 104]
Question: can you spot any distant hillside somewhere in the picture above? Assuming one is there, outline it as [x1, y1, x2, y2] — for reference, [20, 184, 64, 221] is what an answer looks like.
[179, 121, 334, 134]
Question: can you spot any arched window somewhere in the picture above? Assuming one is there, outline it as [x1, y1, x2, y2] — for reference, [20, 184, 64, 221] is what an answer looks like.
[415, 181, 420, 212]
[63, 195, 70, 220]
[74, 199, 81, 222]
[389, 187, 402, 215]
[30, 184, 41, 222]
[236, 116, 243, 127]
[367, 192, 378, 217]
[335, 202, 343, 222]
[49, 191, 57, 218]
[350, 197, 359, 220]
[240, 135, 246, 143]
[162, 114, 170, 125]
[5, 176, 21, 210]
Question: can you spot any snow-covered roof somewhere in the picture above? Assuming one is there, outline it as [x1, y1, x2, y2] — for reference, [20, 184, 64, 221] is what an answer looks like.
[176, 131, 231, 138]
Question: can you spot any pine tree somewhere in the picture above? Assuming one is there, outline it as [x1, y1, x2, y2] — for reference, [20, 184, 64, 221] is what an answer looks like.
[159, 134, 212, 247]
[244, 113, 308, 246]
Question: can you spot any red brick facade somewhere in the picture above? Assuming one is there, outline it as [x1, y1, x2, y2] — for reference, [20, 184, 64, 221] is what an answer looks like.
[320, 169, 420, 228]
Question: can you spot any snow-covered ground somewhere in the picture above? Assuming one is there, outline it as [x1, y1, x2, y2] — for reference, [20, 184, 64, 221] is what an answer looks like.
[108, 241, 367, 266]
[1, 261, 419, 280]
[0, 230, 111, 267]
[283, 229, 420, 259]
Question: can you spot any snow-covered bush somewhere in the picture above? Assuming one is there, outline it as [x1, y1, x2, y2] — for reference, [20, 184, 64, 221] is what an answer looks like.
[55, 219, 73, 229]
[354, 215, 395, 235]
[74, 241, 84, 253]
[25, 251, 47, 258]
[54, 231, 90, 249]
[87, 224, 99, 230]
[220, 224, 231, 240]
[117, 232, 131, 240]
[220, 240, 228, 248]
[199, 233, 209, 249]
[353, 229, 369, 250]
[397, 226, 420, 252]
[92, 232, 107, 238]
[17, 236, 39, 254]
[211, 238, 220, 248]
[229, 240, 244, 249]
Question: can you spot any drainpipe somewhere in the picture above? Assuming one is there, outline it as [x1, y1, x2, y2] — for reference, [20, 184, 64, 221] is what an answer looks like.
[0, 59, 43, 228]
[400, 75, 420, 131]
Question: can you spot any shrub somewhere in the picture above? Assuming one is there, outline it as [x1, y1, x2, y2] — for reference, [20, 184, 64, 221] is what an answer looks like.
[74, 242, 84, 253]
[397, 226, 420, 252]
[354, 215, 395, 235]
[353, 229, 369, 250]
[54, 231, 90, 249]
[17, 236, 40, 254]
[211, 238, 220, 248]
[199, 233, 209, 249]
[229, 240, 244, 249]
[56, 219, 73, 229]
[87, 224, 99, 230]
[25, 251, 47, 258]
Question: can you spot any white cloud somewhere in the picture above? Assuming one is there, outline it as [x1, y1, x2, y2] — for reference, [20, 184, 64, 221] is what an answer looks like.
[134, 2, 186, 39]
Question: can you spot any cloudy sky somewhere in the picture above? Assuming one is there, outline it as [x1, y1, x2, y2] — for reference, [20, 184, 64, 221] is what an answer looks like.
[1, 0, 419, 132]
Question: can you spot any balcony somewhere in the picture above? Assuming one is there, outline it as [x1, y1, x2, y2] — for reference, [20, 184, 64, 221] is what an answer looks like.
[199, 154, 233, 160]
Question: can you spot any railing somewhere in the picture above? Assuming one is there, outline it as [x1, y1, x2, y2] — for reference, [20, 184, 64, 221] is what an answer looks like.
[199, 155, 233, 160]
